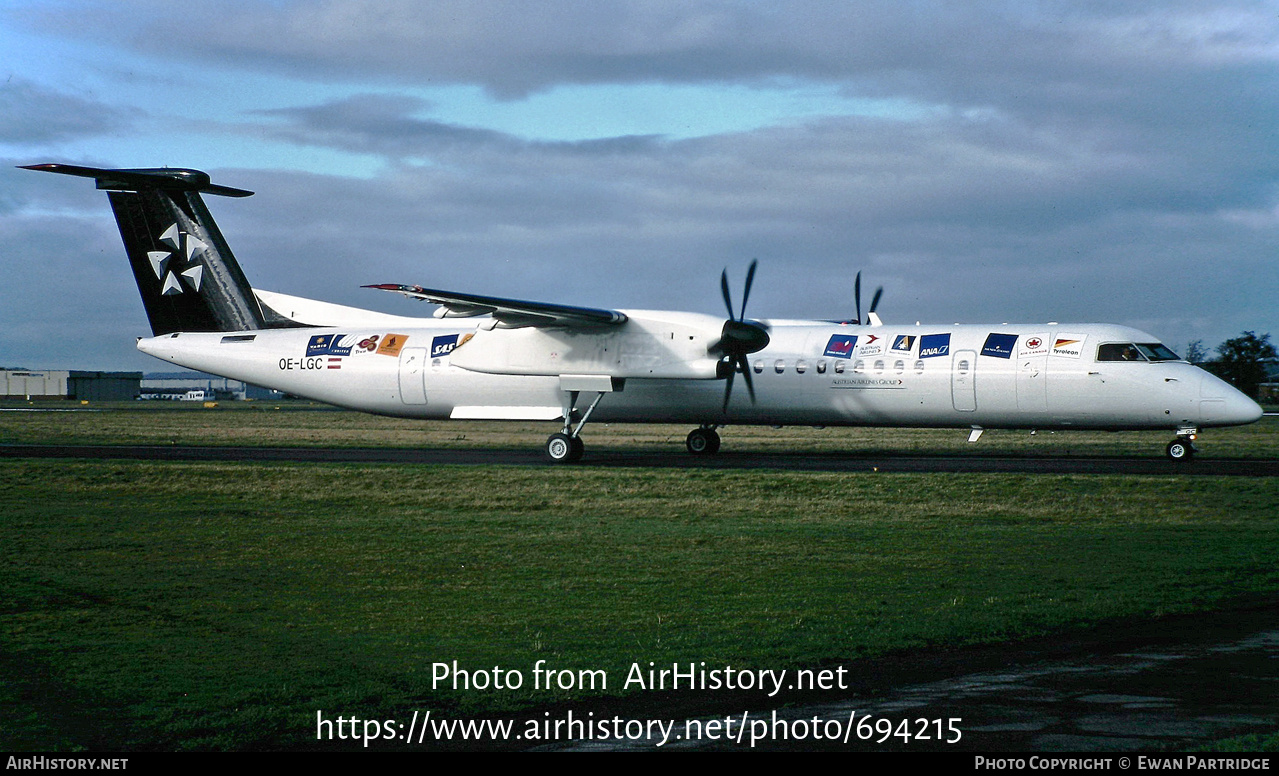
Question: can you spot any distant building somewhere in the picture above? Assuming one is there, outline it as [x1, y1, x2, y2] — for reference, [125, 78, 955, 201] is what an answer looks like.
[142, 371, 281, 401]
[2, 370, 142, 401]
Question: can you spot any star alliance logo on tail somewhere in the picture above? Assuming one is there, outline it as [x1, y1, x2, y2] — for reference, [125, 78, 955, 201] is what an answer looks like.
[148, 223, 206, 296]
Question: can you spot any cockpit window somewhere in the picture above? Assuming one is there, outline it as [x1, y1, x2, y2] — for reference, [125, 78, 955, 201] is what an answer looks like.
[1097, 343, 1146, 362]
[1136, 343, 1180, 361]
[1097, 342, 1181, 362]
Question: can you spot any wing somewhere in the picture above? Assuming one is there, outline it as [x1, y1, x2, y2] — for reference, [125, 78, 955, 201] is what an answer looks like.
[363, 284, 627, 328]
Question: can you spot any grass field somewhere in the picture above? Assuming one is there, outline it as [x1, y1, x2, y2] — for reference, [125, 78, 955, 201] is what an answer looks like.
[2, 409, 1278, 749]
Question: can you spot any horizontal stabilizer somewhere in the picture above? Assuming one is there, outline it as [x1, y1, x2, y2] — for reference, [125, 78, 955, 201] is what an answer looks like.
[19, 164, 253, 198]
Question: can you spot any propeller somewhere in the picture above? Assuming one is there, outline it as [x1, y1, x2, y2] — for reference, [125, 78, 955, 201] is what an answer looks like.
[712, 259, 771, 410]
[852, 270, 884, 325]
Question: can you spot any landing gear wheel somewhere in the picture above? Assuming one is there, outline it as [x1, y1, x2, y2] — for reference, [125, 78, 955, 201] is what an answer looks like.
[686, 427, 721, 455]
[546, 433, 584, 463]
[1166, 438, 1195, 461]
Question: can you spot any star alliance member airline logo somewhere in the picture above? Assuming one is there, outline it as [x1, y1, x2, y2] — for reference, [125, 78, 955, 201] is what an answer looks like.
[307, 334, 355, 357]
[431, 335, 460, 358]
[919, 333, 951, 358]
[823, 334, 858, 359]
[1051, 335, 1087, 358]
[980, 333, 1018, 359]
[148, 223, 206, 296]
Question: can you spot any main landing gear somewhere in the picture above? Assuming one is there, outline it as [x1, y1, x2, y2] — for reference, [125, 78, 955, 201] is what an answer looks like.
[545, 386, 609, 463]
[686, 425, 721, 455]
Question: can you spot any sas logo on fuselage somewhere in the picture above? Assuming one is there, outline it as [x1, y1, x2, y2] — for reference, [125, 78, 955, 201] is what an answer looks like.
[919, 333, 951, 359]
[823, 335, 858, 359]
[431, 334, 460, 358]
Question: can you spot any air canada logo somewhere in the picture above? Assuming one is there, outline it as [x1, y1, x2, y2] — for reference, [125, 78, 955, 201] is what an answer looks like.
[148, 223, 206, 296]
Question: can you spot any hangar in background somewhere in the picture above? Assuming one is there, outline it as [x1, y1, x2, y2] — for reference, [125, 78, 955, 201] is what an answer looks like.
[1, 370, 143, 401]
[143, 371, 280, 401]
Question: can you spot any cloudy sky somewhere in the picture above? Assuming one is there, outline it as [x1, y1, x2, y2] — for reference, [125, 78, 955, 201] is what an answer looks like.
[2, 0, 1276, 371]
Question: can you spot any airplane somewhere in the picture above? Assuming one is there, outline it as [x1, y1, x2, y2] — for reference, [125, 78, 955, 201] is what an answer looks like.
[22, 163, 1264, 462]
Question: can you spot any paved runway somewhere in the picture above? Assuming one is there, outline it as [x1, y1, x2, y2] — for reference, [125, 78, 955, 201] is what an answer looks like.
[1, 443, 1276, 475]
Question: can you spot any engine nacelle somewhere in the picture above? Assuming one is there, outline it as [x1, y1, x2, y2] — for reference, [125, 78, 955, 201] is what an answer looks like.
[449, 310, 726, 380]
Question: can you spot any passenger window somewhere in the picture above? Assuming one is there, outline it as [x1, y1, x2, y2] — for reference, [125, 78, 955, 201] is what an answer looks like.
[816, 360, 827, 374]
[957, 359, 970, 373]
[774, 359, 786, 374]
[753, 360, 764, 374]
[834, 361, 846, 374]
[854, 359, 865, 374]
[795, 359, 808, 374]
[914, 360, 925, 374]
[873, 359, 885, 374]
[894, 360, 905, 374]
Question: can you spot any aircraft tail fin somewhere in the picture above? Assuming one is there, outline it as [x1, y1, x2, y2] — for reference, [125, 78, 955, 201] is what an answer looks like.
[21, 163, 295, 335]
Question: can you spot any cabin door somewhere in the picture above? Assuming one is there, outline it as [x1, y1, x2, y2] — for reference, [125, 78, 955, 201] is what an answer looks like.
[951, 350, 977, 412]
[398, 347, 428, 405]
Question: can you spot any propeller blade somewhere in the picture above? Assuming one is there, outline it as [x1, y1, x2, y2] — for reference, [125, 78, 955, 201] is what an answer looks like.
[740, 259, 757, 320]
[722, 365, 735, 410]
[715, 261, 767, 410]
[854, 271, 862, 325]
[720, 269, 734, 320]
[738, 354, 756, 403]
[869, 286, 883, 316]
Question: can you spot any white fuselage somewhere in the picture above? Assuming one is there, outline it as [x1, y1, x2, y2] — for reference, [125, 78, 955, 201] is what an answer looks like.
[135, 310, 1263, 433]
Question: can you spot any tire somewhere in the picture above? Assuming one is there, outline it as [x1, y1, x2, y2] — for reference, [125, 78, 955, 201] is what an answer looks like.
[546, 433, 578, 463]
[686, 428, 721, 455]
[1166, 439, 1194, 461]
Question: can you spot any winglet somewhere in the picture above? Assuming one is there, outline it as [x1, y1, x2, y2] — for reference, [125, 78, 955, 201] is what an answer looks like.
[19, 163, 254, 198]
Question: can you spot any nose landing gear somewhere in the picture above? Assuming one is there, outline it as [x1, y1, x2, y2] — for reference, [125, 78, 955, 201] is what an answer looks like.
[1166, 430, 1198, 461]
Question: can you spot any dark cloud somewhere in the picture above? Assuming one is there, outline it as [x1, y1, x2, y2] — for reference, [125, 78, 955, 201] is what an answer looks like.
[0, 80, 130, 144]
[21, 1, 1279, 101]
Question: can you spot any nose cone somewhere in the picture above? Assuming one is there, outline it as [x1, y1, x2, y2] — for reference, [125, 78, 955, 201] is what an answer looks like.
[1224, 391, 1264, 426]
[1199, 371, 1264, 427]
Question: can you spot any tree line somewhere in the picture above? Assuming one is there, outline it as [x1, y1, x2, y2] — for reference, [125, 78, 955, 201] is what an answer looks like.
[1186, 331, 1276, 400]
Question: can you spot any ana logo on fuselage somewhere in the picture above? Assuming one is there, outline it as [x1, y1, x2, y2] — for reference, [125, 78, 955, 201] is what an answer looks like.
[919, 333, 951, 359]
